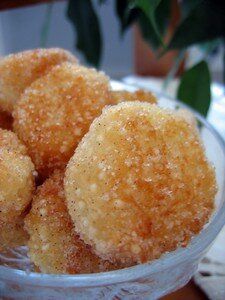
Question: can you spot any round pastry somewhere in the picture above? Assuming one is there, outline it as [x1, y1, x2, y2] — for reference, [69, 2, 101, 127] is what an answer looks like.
[0, 48, 77, 113]
[0, 129, 35, 221]
[25, 170, 117, 274]
[65, 101, 216, 266]
[0, 129, 35, 247]
[0, 216, 29, 250]
[13, 63, 112, 178]
[111, 89, 157, 105]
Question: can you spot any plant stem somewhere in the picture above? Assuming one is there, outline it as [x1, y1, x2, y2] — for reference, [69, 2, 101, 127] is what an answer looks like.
[40, 1, 53, 47]
[162, 49, 185, 92]
[223, 41, 225, 88]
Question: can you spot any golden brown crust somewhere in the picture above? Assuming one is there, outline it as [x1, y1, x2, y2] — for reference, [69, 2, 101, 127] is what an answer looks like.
[65, 102, 216, 266]
[110, 89, 157, 105]
[176, 108, 198, 128]
[0, 48, 77, 113]
[0, 217, 28, 250]
[25, 170, 118, 274]
[0, 128, 27, 153]
[0, 129, 35, 248]
[0, 129, 35, 222]
[13, 63, 113, 179]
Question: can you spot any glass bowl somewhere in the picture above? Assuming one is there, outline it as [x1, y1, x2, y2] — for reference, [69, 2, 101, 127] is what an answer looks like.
[1, 81, 225, 300]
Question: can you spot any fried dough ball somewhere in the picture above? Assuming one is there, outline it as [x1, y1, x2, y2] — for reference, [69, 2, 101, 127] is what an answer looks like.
[65, 102, 216, 266]
[176, 108, 197, 128]
[0, 48, 77, 113]
[0, 216, 28, 251]
[0, 110, 13, 130]
[13, 63, 112, 178]
[25, 170, 117, 274]
[0, 129, 35, 221]
[111, 89, 157, 105]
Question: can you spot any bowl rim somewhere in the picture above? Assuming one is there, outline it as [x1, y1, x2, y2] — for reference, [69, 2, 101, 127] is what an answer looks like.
[1, 80, 225, 288]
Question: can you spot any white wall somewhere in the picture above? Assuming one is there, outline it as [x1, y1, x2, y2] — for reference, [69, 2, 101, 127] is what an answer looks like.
[0, 2, 223, 82]
[0, 1, 133, 78]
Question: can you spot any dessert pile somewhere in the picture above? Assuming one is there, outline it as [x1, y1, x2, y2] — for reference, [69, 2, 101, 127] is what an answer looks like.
[0, 48, 216, 274]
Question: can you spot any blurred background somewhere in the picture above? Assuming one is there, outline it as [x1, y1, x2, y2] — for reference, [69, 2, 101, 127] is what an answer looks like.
[0, 0, 223, 81]
[0, 0, 133, 78]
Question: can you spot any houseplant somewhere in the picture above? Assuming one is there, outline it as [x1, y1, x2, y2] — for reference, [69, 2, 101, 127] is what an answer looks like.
[67, 0, 225, 116]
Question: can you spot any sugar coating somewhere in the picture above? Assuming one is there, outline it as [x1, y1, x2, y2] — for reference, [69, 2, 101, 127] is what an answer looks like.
[0, 129, 35, 221]
[176, 108, 197, 128]
[25, 170, 118, 274]
[0, 110, 13, 130]
[111, 89, 157, 105]
[0, 128, 28, 153]
[13, 63, 113, 179]
[0, 48, 77, 113]
[0, 215, 29, 250]
[65, 102, 216, 266]
[0, 129, 35, 247]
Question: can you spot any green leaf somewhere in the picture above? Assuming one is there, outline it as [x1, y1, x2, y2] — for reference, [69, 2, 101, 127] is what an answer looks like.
[131, 0, 161, 12]
[180, 0, 202, 19]
[169, 1, 225, 50]
[177, 61, 211, 116]
[137, 0, 171, 50]
[67, 0, 102, 67]
[138, 11, 160, 50]
[131, 0, 165, 47]
[115, 0, 139, 35]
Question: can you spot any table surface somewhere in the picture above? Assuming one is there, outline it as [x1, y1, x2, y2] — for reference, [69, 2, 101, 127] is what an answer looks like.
[162, 280, 207, 300]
